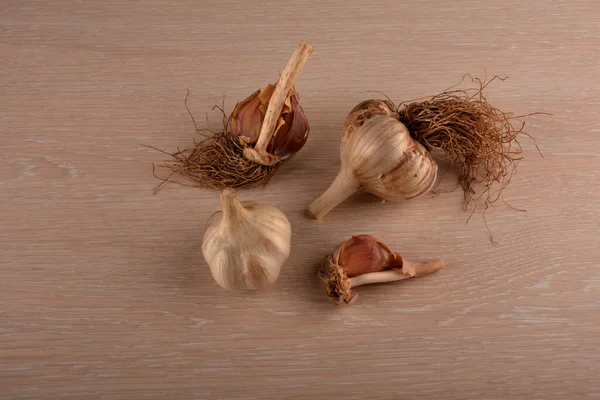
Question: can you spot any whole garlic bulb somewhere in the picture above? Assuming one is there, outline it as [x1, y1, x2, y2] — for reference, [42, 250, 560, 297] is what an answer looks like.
[202, 190, 292, 291]
[231, 84, 310, 163]
[308, 105, 438, 219]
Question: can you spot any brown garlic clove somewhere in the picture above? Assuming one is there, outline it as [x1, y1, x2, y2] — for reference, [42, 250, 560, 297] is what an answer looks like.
[231, 84, 275, 145]
[266, 92, 310, 160]
[320, 235, 445, 304]
[334, 234, 402, 277]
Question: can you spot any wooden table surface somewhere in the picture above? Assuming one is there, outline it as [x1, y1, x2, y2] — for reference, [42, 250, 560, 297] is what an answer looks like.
[2, 1, 599, 399]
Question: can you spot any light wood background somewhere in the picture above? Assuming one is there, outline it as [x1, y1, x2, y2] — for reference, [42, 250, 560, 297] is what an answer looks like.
[2, 1, 599, 399]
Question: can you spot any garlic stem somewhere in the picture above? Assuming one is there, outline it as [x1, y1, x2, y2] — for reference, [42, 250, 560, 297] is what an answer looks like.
[349, 259, 445, 288]
[308, 169, 361, 219]
[349, 270, 411, 287]
[402, 259, 445, 278]
[220, 189, 246, 224]
[244, 41, 314, 165]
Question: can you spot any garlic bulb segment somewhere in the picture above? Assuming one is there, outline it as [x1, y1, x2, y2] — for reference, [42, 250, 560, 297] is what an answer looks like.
[202, 190, 292, 291]
[342, 99, 397, 144]
[320, 235, 445, 304]
[309, 115, 438, 219]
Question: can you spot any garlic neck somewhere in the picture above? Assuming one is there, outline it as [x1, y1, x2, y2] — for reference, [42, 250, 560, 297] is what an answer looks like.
[220, 190, 248, 225]
[308, 167, 361, 219]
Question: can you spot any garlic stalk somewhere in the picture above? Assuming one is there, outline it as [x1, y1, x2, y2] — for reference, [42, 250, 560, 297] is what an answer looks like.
[320, 235, 445, 304]
[202, 189, 291, 291]
[309, 100, 438, 219]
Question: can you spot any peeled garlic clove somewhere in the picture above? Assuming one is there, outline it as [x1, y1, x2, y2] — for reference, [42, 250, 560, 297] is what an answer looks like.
[320, 235, 445, 304]
[202, 189, 291, 291]
[309, 114, 438, 219]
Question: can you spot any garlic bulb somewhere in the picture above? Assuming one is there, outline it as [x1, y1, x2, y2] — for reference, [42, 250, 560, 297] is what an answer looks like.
[231, 84, 310, 163]
[320, 235, 445, 304]
[202, 190, 291, 291]
[232, 41, 314, 166]
[308, 101, 438, 219]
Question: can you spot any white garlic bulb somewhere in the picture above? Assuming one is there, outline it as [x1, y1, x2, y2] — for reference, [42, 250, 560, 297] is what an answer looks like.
[309, 103, 438, 219]
[202, 189, 292, 291]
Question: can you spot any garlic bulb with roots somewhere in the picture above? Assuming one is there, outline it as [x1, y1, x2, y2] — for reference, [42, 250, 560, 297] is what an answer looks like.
[310, 77, 541, 220]
[149, 41, 314, 192]
[202, 189, 291, 291]
[309, 100, 438, 219]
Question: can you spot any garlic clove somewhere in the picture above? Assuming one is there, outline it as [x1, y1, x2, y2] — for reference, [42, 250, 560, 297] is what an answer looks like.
[231, 84, 275, 145]
[202, 190, 291, 291]
[342, 99, 397, 144]
[334, 235, 401, 278]
[266, 92, 310, 160]
[320, 235, 445, 304]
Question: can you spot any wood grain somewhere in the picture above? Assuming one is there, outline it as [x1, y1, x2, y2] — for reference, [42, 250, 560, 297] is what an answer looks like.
[2, 1, 599, 399]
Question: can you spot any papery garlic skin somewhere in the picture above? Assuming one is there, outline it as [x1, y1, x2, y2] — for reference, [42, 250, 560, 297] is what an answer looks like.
[202, 190, 291, 291]
[343, 115, 438, 201]
[342, 99, 397, 143]
[333, 235, 402, 277]
[231, 85, 309, 162]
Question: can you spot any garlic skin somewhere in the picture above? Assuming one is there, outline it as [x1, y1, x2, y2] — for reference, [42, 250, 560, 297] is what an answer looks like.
[202, 190, 291, 291]
[342, 99, 397, 143]
[231, 85, 309, 162]
[309, 113, 438, 219]
[343, 115, 438, 201]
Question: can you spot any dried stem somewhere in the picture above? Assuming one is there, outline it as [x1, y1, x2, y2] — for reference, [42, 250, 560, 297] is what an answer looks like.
[219, 189, 247, 225]
[348, 269, 412, 287]
[308, 167, 361, 219]
[244, 41, 314, 165]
